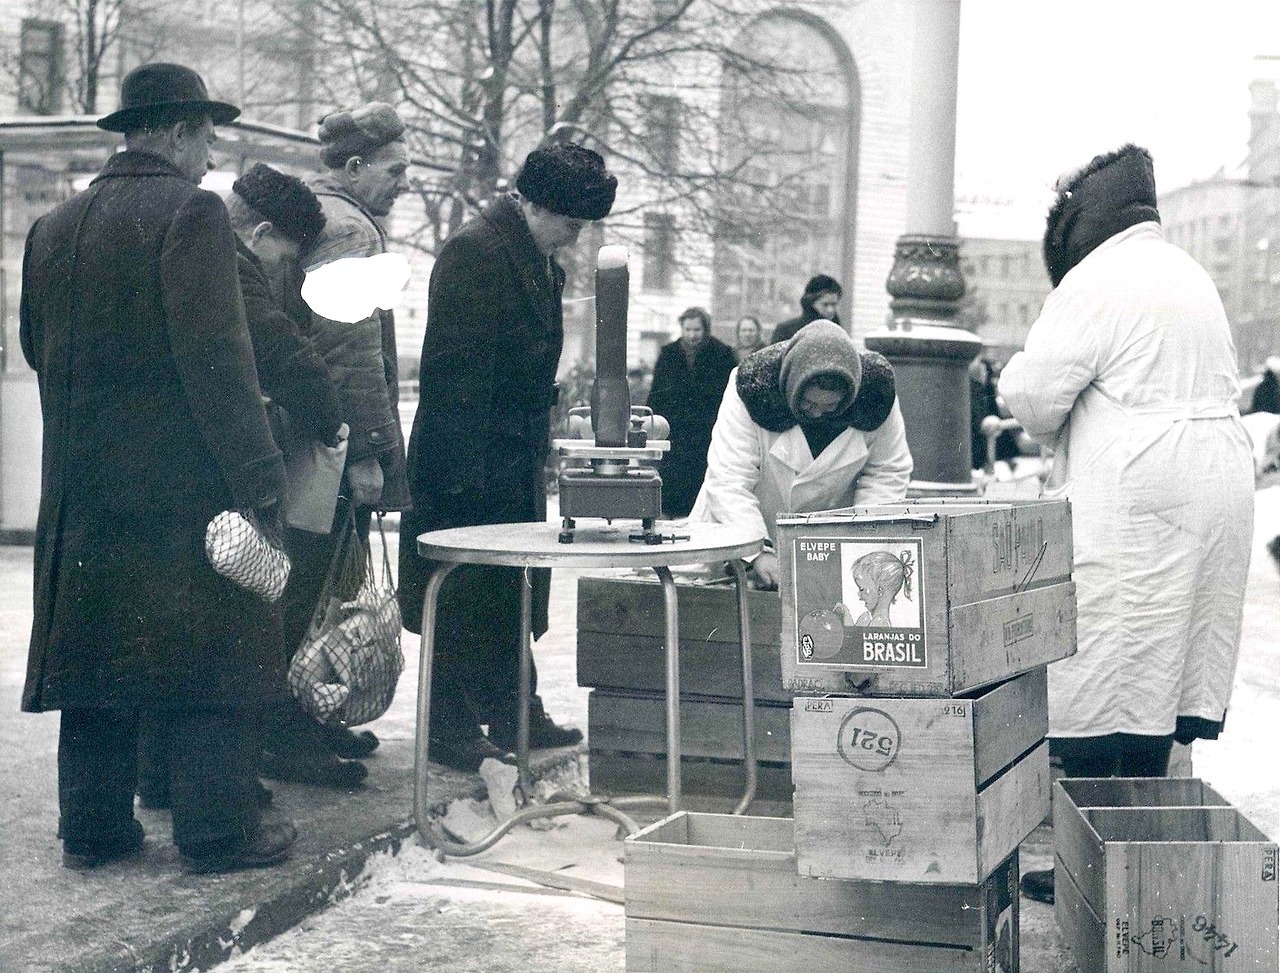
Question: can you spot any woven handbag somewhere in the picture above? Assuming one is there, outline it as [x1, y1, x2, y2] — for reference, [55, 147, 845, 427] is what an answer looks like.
[204, 508, 291, 602]
[288, 511, 404, 727]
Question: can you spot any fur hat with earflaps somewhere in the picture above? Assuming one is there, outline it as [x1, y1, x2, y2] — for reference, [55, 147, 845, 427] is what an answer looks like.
[516, 142, 617, 221]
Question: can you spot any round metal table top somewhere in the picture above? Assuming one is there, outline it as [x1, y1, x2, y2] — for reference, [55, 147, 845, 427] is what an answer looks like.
[416, 520, 764, 569]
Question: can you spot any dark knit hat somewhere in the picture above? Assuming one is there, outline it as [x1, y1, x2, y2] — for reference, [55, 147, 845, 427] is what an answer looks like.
[317, 103, 406, 168]
[1043, 144, 1160, 287]
[98, 63, 239, 133]
[516, 142, 617, 220]
[232, 164, 326, 250]
[778, 320, 862, 420]
[802, 274, 842, 299]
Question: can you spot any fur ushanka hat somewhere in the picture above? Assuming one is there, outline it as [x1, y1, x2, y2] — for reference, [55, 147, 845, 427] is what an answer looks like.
[516, 142, 617, 221]
[318, 103, 407, 168]
[232, 164, 326, 249]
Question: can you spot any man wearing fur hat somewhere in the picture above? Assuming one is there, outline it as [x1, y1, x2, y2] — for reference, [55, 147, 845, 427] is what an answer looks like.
[272, 104, 413, 774]
[689, 321, 913, 590]
[999, 145, 1254, 904]
[399, 142, 616, 771]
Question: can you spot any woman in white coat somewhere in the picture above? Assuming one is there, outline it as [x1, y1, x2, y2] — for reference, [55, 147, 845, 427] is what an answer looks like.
[689, 320, 912, 589]
[999, 144, 1255, 903]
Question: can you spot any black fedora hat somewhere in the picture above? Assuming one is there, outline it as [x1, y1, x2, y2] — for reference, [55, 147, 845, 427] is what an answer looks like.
[97, 63, 240, 133]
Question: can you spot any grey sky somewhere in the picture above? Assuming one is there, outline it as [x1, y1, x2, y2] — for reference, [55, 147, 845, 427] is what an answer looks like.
[954, 0, 1280, 238]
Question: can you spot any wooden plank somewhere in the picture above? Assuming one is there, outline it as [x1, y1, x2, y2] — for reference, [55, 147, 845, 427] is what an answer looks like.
[1056, 777, 1229, 811]
[941, 498, 1073, 604]
[589, 751, 794, 803]
[970, 668, 1048, 787]
[975, 740, 1051, 883]
[577, 575, 781, 644]
[624, 811, 1016, 950]
[1087, 806, 1272, 844]
[1054, 850, 1107, 973]
[1104, 834, 1279, 972]
[588, 690, 791, 763]
[948, 583, 1077, 694]
[575, 631, 789, 701]
[624, 918, 982, 973]
[1053, 778, 1109, 920]
[472, 861, 625, 905]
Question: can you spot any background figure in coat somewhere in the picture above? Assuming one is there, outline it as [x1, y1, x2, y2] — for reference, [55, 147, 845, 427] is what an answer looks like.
[399, 143, 617, 772]
[646, 307, 737, 517]
[770, 273, 842, 344]
[999, 145, 1255, 904]
[733, 315, 767, 361]
[689, 320, 913, 590]
[265, 103, 413, 782]
[20, 63, 296, 874]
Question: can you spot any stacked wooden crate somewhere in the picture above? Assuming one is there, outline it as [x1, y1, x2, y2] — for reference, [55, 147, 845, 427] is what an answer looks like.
[576, 576, 792, 800]
[1054, 777, 1278, 972]
[779, 498, 1076, 887]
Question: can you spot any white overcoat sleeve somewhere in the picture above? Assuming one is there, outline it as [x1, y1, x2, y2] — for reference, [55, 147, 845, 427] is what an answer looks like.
[851, 401, 913, 505]
[690, 374, 771, 543]
[998, 288, 1103, 448]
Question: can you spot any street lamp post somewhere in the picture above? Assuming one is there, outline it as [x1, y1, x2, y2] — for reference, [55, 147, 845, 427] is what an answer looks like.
[863, 0, 982, 496]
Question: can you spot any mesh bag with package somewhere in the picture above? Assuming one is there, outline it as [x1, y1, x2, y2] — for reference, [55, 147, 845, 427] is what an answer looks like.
[205, 509, 291, 602]
[288, 512, 404, 726]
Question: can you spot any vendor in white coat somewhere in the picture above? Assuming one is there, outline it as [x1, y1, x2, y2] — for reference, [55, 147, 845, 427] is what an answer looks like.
[999, 144, 1255, 903]
[689, 320, 912, 589]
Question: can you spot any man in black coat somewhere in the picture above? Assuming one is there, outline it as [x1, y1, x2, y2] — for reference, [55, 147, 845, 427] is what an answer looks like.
[20, 63, 296, 873]
[646, 307, 738, 517]
[399, 143, 617, 771]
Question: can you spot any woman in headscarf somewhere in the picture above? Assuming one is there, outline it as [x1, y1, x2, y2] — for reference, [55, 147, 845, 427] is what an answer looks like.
[688, 320, 912, 589]
[998, 144, 1254, 903]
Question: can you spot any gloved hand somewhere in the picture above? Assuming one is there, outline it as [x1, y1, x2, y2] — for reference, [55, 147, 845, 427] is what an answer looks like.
[347, 456, 384, 507]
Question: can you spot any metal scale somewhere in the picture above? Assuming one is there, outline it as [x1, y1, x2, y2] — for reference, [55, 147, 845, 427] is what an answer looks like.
[554, 245, 677, 543]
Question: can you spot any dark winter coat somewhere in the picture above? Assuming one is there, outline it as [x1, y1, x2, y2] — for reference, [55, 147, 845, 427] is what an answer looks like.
[398, 193, 562, 635]
[20, 150, 285, 712]
[301, 174, 410, 511]
[237, 241, 343, 444]
[646, 335, 738, 516]
[770, 308, 841, 345]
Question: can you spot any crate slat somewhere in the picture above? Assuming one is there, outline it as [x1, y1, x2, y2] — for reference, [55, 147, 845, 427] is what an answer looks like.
[576, 631, 789, 701]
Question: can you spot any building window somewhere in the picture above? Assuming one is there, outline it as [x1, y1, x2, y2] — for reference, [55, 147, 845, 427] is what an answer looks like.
[647, 95, 681, 173]
[18, 19, 65, 115]
[643, 213, 676, 292]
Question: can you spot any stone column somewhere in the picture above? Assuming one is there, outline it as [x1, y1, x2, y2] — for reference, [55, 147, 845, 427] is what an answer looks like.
[864, 0, 981, 495]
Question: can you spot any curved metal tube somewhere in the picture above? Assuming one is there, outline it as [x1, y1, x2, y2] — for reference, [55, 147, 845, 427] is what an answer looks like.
[414, 562, 460, 840]
[418, 798, 645, 857]
[728, 557, 757, 815]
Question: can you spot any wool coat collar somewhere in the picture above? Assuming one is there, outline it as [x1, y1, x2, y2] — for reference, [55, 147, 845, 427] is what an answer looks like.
[736, 343, 897, 433]
[481, 193, 563, 335]
[91, 149, 191, 183]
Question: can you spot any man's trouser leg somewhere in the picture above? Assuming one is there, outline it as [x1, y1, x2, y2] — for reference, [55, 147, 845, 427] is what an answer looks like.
[1057, 732, 1175, 779]
[165, 706, 261, 855]
[58, 707, 140, 852]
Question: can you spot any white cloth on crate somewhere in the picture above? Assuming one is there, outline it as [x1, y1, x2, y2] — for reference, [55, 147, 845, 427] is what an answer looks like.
[687, 370, 913, 547]
[999, 221, 1255, 739]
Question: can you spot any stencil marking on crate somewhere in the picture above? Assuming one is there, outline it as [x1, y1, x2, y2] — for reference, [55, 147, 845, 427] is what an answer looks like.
[792, 535, 927, 669]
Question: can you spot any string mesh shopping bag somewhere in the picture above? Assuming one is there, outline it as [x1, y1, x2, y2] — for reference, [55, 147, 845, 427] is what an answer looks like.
[288, 512, 404, 726]
[205, 509, 291, 602]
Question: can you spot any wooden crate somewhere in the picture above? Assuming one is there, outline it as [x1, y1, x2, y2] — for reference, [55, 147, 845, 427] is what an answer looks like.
[1054, 778, 1278, 972]
[624, 811, 1019, 973]
[791, 667, 1050, 884]
[775, 497, 1076, 696]
[577, 576, 785, 701]
[587, 689, 793, 801]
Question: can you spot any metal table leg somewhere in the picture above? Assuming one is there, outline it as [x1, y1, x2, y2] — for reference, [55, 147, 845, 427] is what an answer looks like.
[517, 567, 533, 795]
[728, 559, 757, 815]
[653, 565, 682, 814]
[415, 561, 643, 856]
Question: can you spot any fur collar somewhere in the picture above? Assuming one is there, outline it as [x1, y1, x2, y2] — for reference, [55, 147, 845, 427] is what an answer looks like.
[736, 344, 896, 433]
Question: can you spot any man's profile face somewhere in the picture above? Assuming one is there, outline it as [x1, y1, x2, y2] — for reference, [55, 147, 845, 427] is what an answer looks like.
[173, 115, 216, 184]
[350, 141, 411, 216]
[250, 224, 300, 275]
[525, 204, 586, 254]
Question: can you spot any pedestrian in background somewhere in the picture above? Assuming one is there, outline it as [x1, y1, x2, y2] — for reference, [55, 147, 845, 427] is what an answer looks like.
[733, 315, 767, 361]
[647, 307, 738, 517]
[770, 273, 842, 343]
[999, 144, 1255, 904]
[20, 63, 296, 874]
[690, 320, 912, 589]
[399, 142, 616, 771]
[264, 103, 414, 786]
